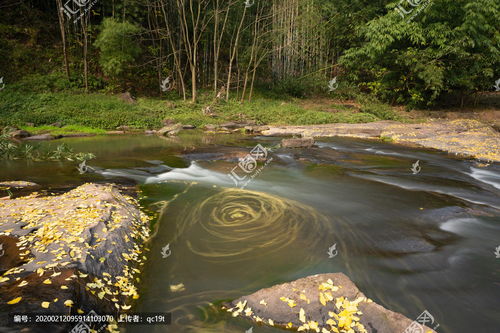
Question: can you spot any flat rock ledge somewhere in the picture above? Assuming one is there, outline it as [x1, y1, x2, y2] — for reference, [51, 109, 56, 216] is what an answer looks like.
[262, 119, 500, 162]
[223, 273, 436, 333]
[0, 183, 151, 332]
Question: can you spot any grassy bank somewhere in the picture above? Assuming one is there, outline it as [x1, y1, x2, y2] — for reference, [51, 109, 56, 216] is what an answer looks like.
[0, 86, 404, 134]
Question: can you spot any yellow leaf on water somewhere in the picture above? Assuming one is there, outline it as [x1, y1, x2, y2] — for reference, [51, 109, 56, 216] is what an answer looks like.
[286, 322, 293, 328]
[268, 319, 274, 326]
[41, 302, 50, 309]
[259, 299, 267, 306]
[60, 286, 68, 289]
[169, 283, 185, 292]
[121, 305, 131, 310]
[42, 279, 52, 285]
[64, 300, 73, 307]
[18, 281, 28, 287]
[7, 297, 22, 305]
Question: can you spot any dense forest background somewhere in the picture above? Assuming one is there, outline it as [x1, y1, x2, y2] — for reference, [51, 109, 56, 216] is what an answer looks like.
[0, 0, 499, 109]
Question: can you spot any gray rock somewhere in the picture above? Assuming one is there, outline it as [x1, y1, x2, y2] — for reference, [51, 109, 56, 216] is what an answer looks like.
[23, 134, 56, 140]
[245, 125, 270, 133]
[224, 273, 436, 333]
[281, 137, 315, 148]
[116, 125, 130, 131]
[157, 123, 183, 136]
[182, 124, 196, 129]
[50, 122, 63, 128]
[220, 122, 241, 129]
[119, 91, 136, 104]
[204, 124, 219, 131]
[10, 130, 31, 139]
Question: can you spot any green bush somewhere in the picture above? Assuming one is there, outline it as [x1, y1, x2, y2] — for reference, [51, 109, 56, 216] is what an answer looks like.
[94, 18, 142, 79]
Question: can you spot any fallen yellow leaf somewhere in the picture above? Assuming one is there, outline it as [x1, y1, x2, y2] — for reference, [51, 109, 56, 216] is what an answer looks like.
[7, 297, 22, 305]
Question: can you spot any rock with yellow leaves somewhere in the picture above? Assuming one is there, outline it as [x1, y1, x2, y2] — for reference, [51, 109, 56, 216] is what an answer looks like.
[262, 119, 500, 162]
[0, 183, 151, 332]
[223, 273, 436, 333]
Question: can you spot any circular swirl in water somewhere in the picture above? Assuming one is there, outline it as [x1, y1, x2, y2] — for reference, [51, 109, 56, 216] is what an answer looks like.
[179, 188, 331, 261]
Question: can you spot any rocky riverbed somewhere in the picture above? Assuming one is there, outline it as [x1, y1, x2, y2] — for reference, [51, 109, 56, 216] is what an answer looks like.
[0, 183, 151, 332]
[262, 119, 500, 162]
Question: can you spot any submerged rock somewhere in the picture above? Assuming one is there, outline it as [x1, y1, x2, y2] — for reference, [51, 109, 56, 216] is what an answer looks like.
[0, 181, 39, 189]
[282, 137, 315, 148]
[0, 181, 41, 199]
[0, 183, 151, 332]
[224, 273, 436, 333]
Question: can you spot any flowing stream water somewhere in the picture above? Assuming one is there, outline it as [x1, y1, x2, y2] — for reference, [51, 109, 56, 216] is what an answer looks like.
[1, 133, 499, 333]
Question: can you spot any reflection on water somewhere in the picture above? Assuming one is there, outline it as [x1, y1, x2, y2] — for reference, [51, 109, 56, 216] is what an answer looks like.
[1, 134, 499, 333]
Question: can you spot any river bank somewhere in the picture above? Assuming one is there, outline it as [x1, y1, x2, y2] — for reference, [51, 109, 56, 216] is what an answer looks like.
[262, 119, 500, 163]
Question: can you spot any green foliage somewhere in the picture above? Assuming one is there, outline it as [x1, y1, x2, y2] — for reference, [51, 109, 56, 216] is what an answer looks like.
[94, 18, 142, 79]
[272, 75, 329, 98]
[0, 87, 391, 130]
[341, 0, 500, 107]
[0, 129, 95, 161]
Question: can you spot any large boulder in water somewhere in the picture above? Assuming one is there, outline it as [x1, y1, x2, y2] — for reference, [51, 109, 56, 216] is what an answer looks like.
[0, 183, 151, 332]
[224, 273, 437, 333]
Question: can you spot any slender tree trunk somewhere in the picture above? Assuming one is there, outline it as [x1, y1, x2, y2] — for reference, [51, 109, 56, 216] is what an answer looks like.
[55, 0, 70, 79]
[226, 5, 247, 101]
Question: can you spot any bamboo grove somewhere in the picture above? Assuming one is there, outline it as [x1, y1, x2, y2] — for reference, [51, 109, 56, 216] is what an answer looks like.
[47, 0, 336, 102]
[1, 0, 498, 106]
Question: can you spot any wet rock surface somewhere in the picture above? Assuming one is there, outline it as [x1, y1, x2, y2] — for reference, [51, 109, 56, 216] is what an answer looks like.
[263, 119, 500, 162]
[157, 123, 183, 136]
[224, 273, 436, 333]
[281, 137, 315, 148]
[0, 183, 151, 332]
